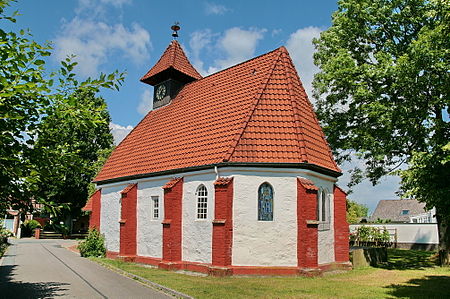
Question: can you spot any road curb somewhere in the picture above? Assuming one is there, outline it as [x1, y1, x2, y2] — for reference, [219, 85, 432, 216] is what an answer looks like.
[93, 259, 194, 299]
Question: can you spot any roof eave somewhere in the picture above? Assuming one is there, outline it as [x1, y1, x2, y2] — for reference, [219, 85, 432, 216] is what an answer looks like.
[94, 162, 342, 186]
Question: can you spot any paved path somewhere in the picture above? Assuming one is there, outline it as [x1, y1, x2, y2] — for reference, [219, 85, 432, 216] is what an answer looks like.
[0, 238, 171, 298]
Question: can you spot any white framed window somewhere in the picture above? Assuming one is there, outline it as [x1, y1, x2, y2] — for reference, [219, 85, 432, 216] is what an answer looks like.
[317, 189, 330, 230]
[196, 185, 208, 220]
[152, 196, 159, 220]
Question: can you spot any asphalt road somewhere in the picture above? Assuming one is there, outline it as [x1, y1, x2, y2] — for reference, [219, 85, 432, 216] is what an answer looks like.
[0, 238, 171, 298]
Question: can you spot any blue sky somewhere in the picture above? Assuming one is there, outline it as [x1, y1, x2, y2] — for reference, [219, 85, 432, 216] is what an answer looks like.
[5, 0, 401, 212]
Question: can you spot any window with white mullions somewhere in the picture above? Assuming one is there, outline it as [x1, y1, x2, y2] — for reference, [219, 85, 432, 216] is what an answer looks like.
[196, 185, 208, 219]
[152, 196, 159, 219]
[317, 189, 330, 230]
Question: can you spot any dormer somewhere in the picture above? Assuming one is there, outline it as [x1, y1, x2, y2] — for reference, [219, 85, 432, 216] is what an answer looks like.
[140, 40, 202, 109]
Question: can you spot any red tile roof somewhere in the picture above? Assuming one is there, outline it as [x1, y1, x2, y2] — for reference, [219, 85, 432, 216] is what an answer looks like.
[214, 177, 234, 186]
[82, 189, 100, 211]
[95, 46, 340, 183]
[163, 177, 183, 189]
[297, 178, 319, 191]
[140, 40, 202, 83]
[120, 183, 137, 194]
[82, 197, 92, 211]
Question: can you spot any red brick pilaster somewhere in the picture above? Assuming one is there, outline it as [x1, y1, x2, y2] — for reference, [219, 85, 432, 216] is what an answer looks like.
[89, 189, 102, 230]
[212, 177, 234, 269]
[334, 185, 349, 262]
[161, 177, 183, 265]
[297, 178, 319, 269]
[119, 183, 138, 257]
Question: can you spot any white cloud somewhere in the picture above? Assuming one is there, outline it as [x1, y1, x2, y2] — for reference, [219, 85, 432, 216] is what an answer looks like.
[208, 27, 266, 74]
[189, 29, 213, 75]
[54, 18, 150, 76]
[271, 29, 282, 37]
[100, 0, 132, 7]
[286, 26, 322, 103]
[109, 122, 133, 145]
[188, 27, 265, 75]
[204, 2, 229, 15]
[77, 0, 132, 15]
[137, 89, 153, 115]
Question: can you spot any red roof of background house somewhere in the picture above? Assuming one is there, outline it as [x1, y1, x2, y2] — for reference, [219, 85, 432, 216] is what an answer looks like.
[140, 40, 202, 83]
[95, 46, 340, 183]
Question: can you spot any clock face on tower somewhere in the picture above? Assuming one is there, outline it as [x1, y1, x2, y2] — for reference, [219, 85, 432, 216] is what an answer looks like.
[155, 84, 167, 100]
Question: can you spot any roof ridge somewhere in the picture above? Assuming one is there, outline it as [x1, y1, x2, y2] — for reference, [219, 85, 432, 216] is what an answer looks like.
[200, 46, 285, 80]
[281, 49, 309, 162]
[223, 49, 284, 162]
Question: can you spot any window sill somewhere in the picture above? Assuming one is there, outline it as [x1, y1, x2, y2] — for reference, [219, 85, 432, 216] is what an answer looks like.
[212, 219, 226, 225]
[306, 220, 320, 225]
[161, 219, 171, 225]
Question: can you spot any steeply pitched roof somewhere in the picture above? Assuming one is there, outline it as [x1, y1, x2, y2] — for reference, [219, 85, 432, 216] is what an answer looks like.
[95, 46, 340, 183]
[140, 40, 202, 84]
[371, 199, 428, 222]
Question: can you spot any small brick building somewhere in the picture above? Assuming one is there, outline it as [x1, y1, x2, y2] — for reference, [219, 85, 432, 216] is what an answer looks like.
[84, 40, 350, 275]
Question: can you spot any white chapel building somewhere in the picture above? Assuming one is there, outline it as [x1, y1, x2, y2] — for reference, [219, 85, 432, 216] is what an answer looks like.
[84, 39, 350, 276]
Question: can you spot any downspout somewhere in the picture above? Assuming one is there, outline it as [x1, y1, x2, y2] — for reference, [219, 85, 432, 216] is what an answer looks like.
[214, 166, 219, 180]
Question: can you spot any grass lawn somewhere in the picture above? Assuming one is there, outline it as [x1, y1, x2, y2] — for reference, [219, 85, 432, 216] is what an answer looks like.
[93, 249, 450, 298]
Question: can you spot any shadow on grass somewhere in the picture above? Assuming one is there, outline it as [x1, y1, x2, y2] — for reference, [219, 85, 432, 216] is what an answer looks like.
[386, 275, 450, 298]
[377, 249, 438, 270]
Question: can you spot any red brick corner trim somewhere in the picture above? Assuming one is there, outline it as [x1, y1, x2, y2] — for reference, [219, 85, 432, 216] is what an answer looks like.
[212, 177, 234, 267]
[161, 177, 183, 264]
[119, 183, 138, 257]
[86, 189, 102, 230]
[297, 177, 319, 269]
[334, 184, 349, 263]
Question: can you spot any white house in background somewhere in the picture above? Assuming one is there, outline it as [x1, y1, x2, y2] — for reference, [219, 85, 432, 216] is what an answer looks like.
[84, 39, 350, 276]
[371, 199, 436, 223]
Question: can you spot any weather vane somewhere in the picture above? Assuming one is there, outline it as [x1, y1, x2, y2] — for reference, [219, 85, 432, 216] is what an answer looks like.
[171, 22, 180, 39]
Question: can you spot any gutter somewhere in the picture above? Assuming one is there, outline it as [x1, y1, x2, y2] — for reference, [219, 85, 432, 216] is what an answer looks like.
[94, 162, 342, 186]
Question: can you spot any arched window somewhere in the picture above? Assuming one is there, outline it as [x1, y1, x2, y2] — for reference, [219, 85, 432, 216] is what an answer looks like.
[196, 185, 208, 219]
[258, 183, 273, 221]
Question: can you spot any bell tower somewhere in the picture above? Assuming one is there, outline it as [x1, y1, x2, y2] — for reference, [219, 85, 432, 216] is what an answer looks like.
[140, 24, 202, 109]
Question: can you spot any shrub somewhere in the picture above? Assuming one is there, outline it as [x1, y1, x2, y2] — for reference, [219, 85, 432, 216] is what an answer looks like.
[78, 228, 106, 258]
[351, 225, 391, 247]
[0, 221, 13, 257]
[21, 219, 42, 237]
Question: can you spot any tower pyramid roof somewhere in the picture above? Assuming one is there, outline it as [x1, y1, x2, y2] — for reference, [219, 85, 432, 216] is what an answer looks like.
[140, 40, 202, 85]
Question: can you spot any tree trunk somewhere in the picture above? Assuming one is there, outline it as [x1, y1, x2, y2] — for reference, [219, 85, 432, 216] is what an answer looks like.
[436, 213, 450, 266]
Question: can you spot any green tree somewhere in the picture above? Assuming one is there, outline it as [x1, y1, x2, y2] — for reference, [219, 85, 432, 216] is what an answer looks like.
[0, 0, 124, 217]
[347, 199, 369, 223]
[313, 0, 449, 264]
[29, 87, 114, 224]
[0, 0, 52, 211]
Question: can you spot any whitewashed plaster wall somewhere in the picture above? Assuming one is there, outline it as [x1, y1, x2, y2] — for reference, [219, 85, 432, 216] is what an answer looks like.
[350, 223, 439, 245]
[220, 167, 337, 267]
[137, 178, 165, 258]
[100, 185, 124, 253]
[231, 172, 298, 267]
[182, 171, 215, 264]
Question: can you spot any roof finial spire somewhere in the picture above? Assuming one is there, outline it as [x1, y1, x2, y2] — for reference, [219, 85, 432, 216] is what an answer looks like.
[171, 22, 180, 39]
